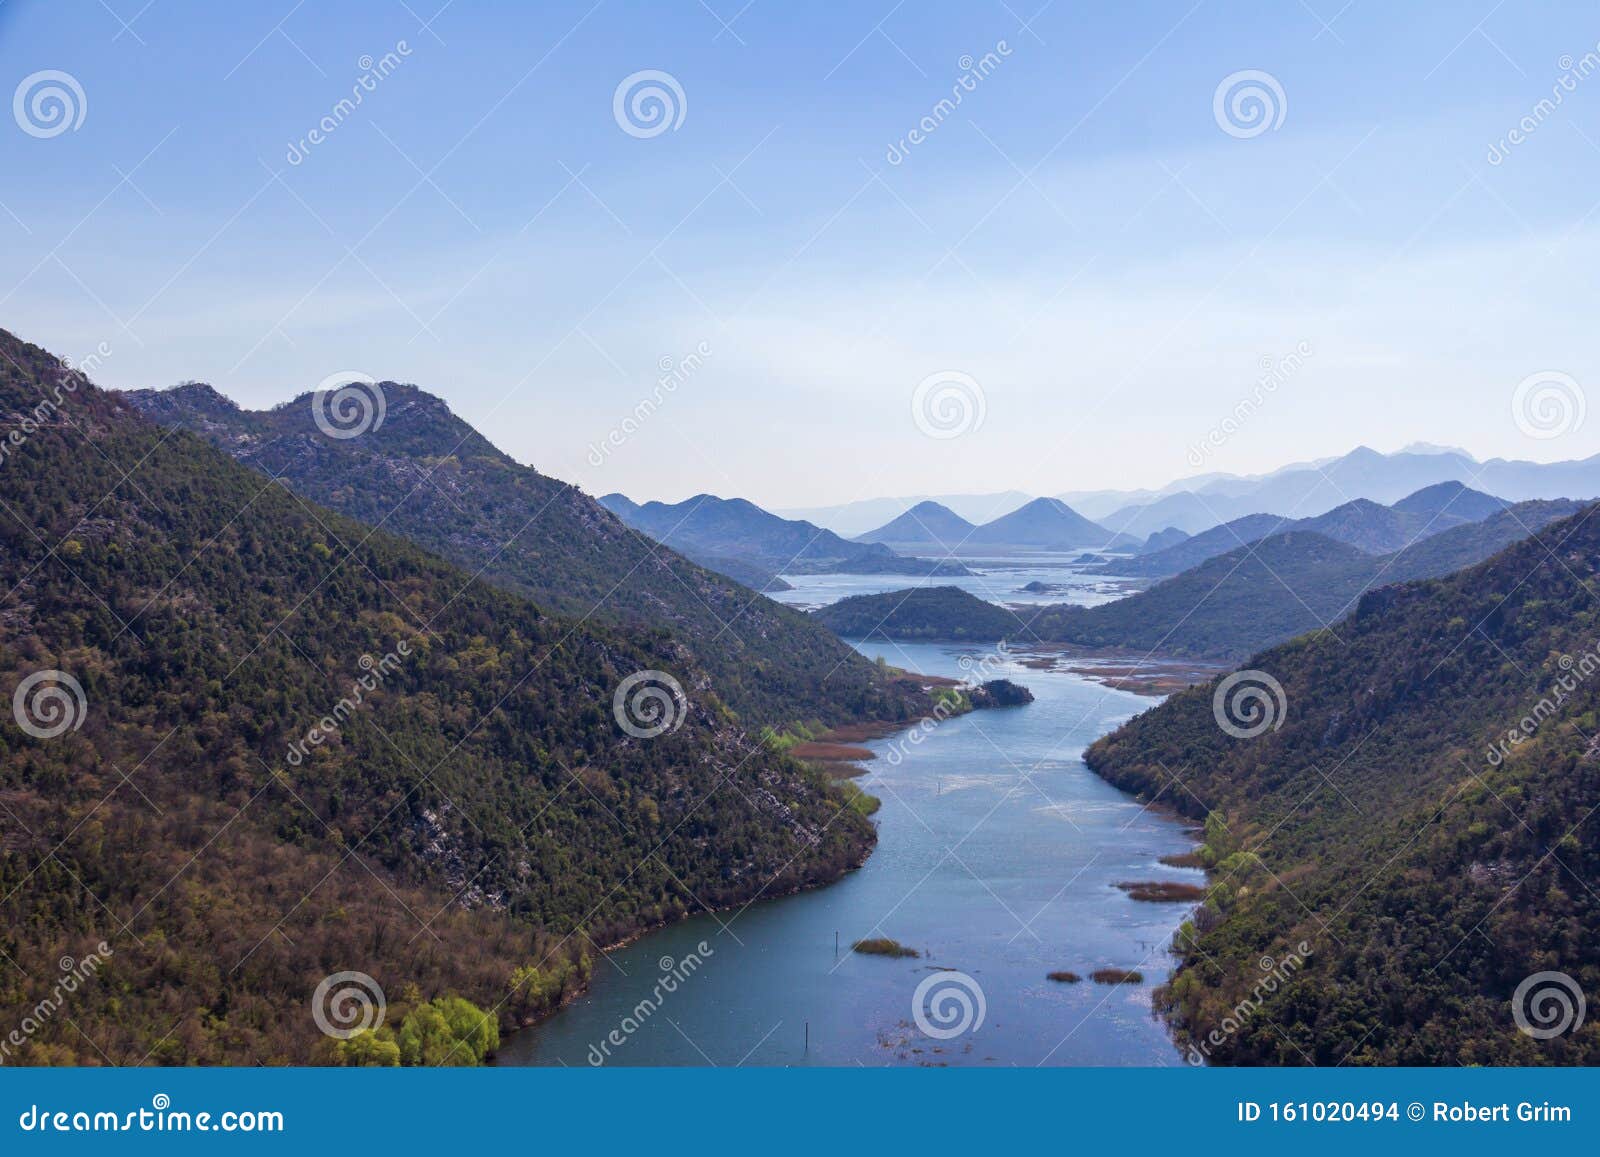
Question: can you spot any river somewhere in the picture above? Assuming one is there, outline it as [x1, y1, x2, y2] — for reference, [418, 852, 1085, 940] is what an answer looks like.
[498, 638, 1201, 1067]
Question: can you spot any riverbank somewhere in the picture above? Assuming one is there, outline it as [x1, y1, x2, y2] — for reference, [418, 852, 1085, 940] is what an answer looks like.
[497, 641, 1201, 1067]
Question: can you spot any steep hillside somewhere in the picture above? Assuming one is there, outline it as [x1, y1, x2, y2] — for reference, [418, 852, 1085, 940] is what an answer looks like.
[1085, 503, 1600, 1065]
[1, 331, 873, 1064]
[126, 383, 925, 732]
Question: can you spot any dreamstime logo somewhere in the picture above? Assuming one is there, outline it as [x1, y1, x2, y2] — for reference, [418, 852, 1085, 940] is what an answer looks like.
[612, 670, 687, 738]
[1212, 669, 1286, 739]
[1, 941, 113, 1065]
[311, 970, 386, 1040]
[285, 41, 413, 165]
[911, 970, 986, 1040]
[285, 642, 411, 766]
[1212, 70, 1286, 139]
[11, 670, 87, 739]
[911, 371, 986, 440]
[884, 40, 1013, 165]
[311, 372, 386, 440]
[1512, 970, 1586, 1040]
[1488, 47, 1600, 165]
[1512, 370, 1584, 440]
[13, 70, 87, 139]
[613, 70, 686, 138]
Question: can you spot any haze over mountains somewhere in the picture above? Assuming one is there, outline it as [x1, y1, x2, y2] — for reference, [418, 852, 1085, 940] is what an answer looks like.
[596, 493, 973, 586]
[788, 446, 1600, 540]
[816, 489, 1587, 661]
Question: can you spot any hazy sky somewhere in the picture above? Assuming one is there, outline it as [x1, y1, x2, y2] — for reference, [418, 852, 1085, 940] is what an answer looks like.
[3, 1, 1599, 507]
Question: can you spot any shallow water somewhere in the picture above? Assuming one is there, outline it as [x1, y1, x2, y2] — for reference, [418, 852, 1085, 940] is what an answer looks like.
[497, 640, 1200, 1067]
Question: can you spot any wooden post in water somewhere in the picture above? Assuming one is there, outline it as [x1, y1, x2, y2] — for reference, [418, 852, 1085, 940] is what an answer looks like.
[834, 931, 839, 960]
[805, 1021, 809, 1053]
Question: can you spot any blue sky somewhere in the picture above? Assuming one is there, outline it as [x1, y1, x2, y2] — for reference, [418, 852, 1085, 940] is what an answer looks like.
[3, 0, 1600, 507]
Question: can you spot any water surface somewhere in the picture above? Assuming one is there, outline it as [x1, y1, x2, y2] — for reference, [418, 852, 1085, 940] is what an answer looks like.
[500, 640, 1199, 1067]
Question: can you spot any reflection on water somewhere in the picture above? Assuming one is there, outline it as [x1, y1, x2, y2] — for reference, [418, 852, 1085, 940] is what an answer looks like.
[498, 640, 1201, 1068]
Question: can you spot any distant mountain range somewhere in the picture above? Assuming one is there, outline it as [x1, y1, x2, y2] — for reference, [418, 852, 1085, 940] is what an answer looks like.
[1107, 481, 1508, 577]
[815, 495, 1586, 661]
[597, 493, 973, 582]
[854, 496, 1122, 554]
[788, 445, 1600, 540]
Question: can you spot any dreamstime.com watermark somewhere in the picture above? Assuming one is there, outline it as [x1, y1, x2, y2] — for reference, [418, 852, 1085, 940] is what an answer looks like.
[587, 342, 711, 466]
[885, 41, 1013, 165]
[587, 943, 714, 1064]
[286, 41, 413, 165]
[883, 644, 1011, 767]
[1485, 643, 1600, 767]
[285, 642, 411, 766]
[0, 942, 112, 1065]
[1185, 941, 1312, 1064]
[1187, 341, 1312, 467]
[0, 343, 111, 472]
[17, 1095, 283, 1134]
[1488, 46, 1600, 165]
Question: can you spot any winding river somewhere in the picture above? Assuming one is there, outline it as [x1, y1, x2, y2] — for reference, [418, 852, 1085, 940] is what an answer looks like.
[499, 638, 1200, 1067]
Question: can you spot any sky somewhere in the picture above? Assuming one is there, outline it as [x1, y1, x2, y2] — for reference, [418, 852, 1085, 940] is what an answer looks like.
[2, 1, 1600, 508]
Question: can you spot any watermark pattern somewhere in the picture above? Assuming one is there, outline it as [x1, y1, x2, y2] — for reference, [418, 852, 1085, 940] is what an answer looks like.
[612, 670, 687, 739]
[1212, 669, 1286, 739]
[613, 70, 686, 138]
[311, 970, 386, 1040]
[12, 70, 86, 139]
[1511, 370, 1584, 440]
[587, 341, 712, 467]
[285, 42, 413, 165]
[285, 642, 411, 766]
[885, 40, 1013, 165]
[911, 370, 985, 440]
[0, 343, 109, 472]
[1213, 70, 1286, 139]
[1488, 47, 1600, 165]
[1186, 341, 1312, 467]
[911, 970, 985, 1039]
[1486, 645, 1600, 766]
[1185, 942, 1311, 1065]
[586, 943, 713, 1065]
[1, 942, 113, 1065]
[311, 372, 387, 440]
[11, 670, 87, 740]
[1511, 970, 1586, 1039]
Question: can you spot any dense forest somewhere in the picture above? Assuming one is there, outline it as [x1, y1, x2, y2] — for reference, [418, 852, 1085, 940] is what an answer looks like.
[0, 329, 884, 1064]
[1086, 503, 1600, 1064]
[814, 502, 1584, 661]
[127, 381, 932, 732]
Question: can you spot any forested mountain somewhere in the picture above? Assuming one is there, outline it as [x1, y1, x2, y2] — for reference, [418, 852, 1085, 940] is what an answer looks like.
[598, 492, 972, 578]
[0, 330, 881, 1064]
[815, 500, 1583, 660]
[1085, 502, 1600, 1064]
[126, 382, 924, 732]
